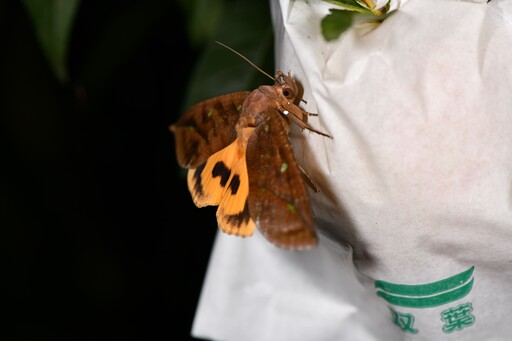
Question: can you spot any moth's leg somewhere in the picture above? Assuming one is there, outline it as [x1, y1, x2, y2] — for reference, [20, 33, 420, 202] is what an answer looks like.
[284, 108, 333, 138]
[279, 103, 309, 125]
[298, 164, 319, 193]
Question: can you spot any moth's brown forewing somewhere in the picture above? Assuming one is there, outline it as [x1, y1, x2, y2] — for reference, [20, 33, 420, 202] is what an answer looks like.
[171, 91, 251, 168]
[246, 110, 316, 249]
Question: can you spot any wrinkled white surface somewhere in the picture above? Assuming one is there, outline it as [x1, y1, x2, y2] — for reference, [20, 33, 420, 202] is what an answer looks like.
[192, 0, 512, 340]
[192, 233, 400, 341]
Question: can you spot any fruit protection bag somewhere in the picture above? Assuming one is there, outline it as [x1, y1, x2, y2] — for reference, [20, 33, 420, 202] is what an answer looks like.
[192, 1, 512, 340]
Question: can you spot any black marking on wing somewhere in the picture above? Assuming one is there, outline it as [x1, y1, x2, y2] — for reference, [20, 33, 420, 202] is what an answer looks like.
[192, 162, 206, 196]
[225, 200, 251, 229]
[212, 161, 231, 187]
[229, 174, 240, 195]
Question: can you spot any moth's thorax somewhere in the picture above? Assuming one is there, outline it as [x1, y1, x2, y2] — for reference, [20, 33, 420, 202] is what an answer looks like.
[238, 87, 281, 126]
[257, 85, 278, 98]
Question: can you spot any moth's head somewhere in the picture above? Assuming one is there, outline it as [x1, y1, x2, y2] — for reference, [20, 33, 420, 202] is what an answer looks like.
[275, 70, 299, 103]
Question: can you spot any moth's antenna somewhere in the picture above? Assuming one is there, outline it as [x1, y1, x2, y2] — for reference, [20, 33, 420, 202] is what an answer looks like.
[215, 41, 275, 82]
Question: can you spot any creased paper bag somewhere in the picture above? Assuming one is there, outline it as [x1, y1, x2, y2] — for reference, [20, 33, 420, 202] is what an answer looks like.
[192, 0, 512, 340]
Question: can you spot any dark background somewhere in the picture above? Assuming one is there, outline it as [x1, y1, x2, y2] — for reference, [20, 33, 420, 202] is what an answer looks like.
[1, 1, 272, 340]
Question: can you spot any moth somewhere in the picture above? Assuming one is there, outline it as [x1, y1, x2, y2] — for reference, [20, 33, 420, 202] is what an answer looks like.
[170, 42, 332, 250]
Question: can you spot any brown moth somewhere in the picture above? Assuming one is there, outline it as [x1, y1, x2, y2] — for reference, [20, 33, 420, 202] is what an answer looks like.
[170, 43, 332, 250]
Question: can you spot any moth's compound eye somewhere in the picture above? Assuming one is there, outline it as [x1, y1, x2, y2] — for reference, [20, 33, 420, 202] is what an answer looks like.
[282, 88, 294, 100]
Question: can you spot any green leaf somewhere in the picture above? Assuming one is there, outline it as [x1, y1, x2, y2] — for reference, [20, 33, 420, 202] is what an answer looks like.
[321, 9, 356, 41]
[178, 0, 226, 46]
[21, 0, 81, 83]
[180, 0, 273, 111]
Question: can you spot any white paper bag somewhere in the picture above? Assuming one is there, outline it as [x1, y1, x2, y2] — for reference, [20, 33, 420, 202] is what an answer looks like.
[192, 0, 512, 340]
